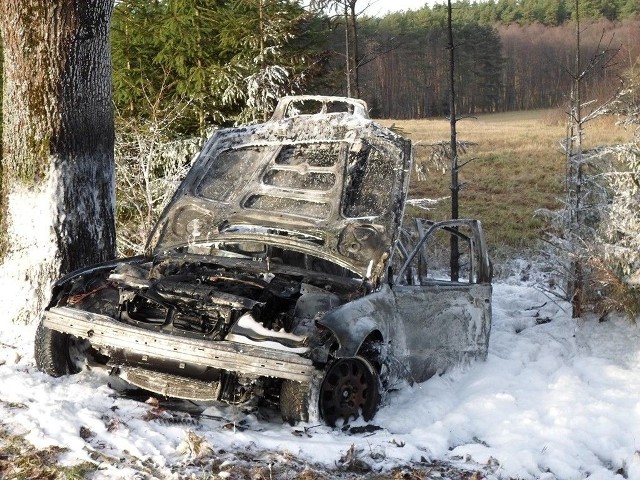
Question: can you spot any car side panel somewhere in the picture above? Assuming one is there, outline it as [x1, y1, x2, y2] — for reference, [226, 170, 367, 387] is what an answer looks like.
[316, 285, 395, 358]
[391, 282, 491, 383]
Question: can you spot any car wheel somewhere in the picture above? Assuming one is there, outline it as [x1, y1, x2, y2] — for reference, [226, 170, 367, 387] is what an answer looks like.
[318, 356, 380, 427]
[280, 379, 311, 425]
[34, 320, 84, 377]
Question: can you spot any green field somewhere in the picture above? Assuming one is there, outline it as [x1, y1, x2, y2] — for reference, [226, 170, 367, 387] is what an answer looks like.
[378, 110, 632, 255]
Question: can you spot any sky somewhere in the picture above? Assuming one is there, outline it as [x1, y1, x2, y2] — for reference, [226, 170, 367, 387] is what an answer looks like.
[372, 0, 443, 16]
[298, 0, 445, 18]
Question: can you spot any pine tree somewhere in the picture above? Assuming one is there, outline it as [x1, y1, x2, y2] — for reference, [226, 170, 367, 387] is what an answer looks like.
[111, 0, 317, 130]
[215, 0, 315, 122]
[543, 0, 570, 25]
[155, 0, 228, 134]
[111, 0, 167, 117]
[620, 0, 640, 18]
[591, 70, 640, 317]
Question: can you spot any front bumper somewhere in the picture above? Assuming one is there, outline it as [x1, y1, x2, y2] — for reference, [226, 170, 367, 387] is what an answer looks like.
[43, 306, 315, 383]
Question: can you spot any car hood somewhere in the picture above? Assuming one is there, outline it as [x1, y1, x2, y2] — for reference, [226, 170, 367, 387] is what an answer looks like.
[147, 109, 412, 281]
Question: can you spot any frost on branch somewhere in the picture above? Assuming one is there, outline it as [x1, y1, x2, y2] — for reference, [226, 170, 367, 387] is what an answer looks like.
[115, 106, 201, 257]
[534, 146, 609, 308]
[593, 140, 640, 317]
[246, 65, 292, 119]
[587, 78, 640, 318]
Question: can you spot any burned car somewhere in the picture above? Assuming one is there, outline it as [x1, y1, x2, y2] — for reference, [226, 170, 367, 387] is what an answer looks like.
[35, 95, 492, 426]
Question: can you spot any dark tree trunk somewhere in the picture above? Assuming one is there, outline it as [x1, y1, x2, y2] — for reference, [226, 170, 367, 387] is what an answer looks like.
[0, 0, 116, 323]
[447, 0, 460, 282]
[348, 0, 360, 98]
[568, 0, 584, 318]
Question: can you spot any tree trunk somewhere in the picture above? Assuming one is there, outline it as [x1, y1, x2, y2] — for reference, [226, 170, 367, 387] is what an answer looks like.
[567, 0, 584, 318]
[348, 0, 360, 98]
[447, 0, 460, 282]
[343, 2, 352, 97]
[0, 0, 116, 323]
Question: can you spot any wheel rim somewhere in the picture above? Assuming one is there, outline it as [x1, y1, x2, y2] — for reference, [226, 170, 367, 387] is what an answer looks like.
[319, 357, 379, 427]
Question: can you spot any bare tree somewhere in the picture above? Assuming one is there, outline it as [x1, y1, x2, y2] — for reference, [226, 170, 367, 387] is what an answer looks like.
[563, 0, 619, 317]
[311, 0, 366, 97]
[447, 0, 460, 281]
[0, 0, 116, 323]
[115, 88, 199, 256]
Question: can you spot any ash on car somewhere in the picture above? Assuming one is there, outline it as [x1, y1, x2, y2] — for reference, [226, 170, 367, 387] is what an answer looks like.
[35, 95, 492, 427]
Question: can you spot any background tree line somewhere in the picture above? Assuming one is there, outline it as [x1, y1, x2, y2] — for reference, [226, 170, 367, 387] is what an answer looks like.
[442, 0, 640, 26]
[107, 0, 640, 129]
[2, 0, 639, 133]
[356, 12, 638, 117]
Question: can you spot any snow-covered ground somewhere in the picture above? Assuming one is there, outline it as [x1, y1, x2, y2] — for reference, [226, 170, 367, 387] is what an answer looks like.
[2, 273, 640, 479]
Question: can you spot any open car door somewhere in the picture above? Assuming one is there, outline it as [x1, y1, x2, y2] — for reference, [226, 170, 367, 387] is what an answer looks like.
[390, 219, 492, 382]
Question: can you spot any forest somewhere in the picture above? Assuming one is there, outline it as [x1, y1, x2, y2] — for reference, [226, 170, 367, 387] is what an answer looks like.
[107, 0, 640, 131]
[102, 0, 640, 320]
[0, 0, 638, 132]
[359, 16, 639, 117]
[1, 0, 635, 273]
[0, 0, 638, 288]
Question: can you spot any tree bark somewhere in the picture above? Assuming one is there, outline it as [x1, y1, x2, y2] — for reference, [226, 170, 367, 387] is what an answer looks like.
[568, 0, 584, 318]
[0, 0, 116, 323]
[447, 0, 460, 282]
[348, 0, 360, 98]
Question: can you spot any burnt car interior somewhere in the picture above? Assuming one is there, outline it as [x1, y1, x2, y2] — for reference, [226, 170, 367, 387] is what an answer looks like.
[109, 252, 363, 342]
[393, 219, 492, 286]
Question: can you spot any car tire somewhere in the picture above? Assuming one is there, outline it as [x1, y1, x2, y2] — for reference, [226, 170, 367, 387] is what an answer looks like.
[318, 356, 380, 427]
[280, 379, 311, 425]
[34, 320, 83, 377]
[281, 357, 381, 427]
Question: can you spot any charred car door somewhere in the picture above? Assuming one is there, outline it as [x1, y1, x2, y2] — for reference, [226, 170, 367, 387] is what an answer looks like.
[390, 219, 492, 383]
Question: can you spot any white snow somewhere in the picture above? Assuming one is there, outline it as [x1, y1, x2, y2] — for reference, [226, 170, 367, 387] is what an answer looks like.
[0, 180, 60, 324]
[370, 0, 441, 16]
[2, 271, 640, 478]
[226, 312, 310, 353]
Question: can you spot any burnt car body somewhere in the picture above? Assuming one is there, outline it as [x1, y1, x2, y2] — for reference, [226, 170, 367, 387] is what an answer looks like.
[35, 95, 492, 426]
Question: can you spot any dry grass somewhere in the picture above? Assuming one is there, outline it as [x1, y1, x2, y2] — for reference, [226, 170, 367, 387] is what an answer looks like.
[0, 424, 95, 480]
[378, 110, 633, 253]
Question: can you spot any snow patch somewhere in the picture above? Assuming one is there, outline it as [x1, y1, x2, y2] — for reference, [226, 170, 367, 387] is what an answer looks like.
[0, 172, 60, 324]
[1, 266, 640, 478]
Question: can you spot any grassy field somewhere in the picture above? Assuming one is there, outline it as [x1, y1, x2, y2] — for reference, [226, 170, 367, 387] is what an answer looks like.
[378, 110, 633, 255]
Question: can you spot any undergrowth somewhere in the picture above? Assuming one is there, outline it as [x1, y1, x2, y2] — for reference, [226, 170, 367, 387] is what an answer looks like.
[0, 424, 95, 480]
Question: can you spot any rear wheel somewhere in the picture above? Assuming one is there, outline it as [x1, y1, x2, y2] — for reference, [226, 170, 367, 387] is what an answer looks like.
[34, 320, 85, 377]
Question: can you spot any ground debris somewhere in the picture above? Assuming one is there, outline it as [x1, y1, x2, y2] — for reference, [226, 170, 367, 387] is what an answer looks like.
[338, 444, 372, 473]
[0, 424, 94, 479]
[344, 424, 383, 435]
[0, 417, 494, 480]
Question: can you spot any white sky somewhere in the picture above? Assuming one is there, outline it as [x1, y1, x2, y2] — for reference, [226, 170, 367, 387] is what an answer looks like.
[370, 0, 444, 16]
[299, 0, 445, 18]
